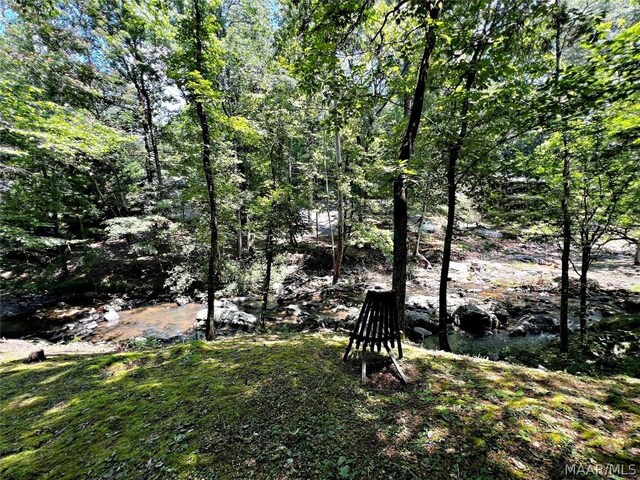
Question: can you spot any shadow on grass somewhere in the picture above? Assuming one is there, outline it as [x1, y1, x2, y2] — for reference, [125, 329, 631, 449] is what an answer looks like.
[1, 334, 638, 480]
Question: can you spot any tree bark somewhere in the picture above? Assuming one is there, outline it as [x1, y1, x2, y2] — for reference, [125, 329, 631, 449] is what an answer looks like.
[438, 26, 481, 352]
[556, 0, 570, 354]
[579, 244, 590, 339]
[394, 1, 441, 335]
[260, 228, 273, 326]
[332, 124, 345, 284]
[193, 0, 218, 341]
[634, 242, 639, 266]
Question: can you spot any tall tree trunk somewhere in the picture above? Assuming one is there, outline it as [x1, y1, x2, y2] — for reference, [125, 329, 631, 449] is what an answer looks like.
[394, 1, 441, 336]
[323, 138, 336, 264]
[634, 242, 639, 266]
[194, 0, 218, 341]
[437, 146, 459, 352]
[332, 124, 345, 284]
[261, 228, 273, 326]
[556, 0, 570, 354]
[141, 121, 155, 183]
[579, 244, 590, 339]
[237, 209, 243, 258]
[438, 34, 481, 352]
[131, 43, 162, 185]
[140, 85, 162, 185]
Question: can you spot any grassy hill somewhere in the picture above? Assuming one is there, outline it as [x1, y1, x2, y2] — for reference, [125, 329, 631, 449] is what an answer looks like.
[1, 334, 639, 480]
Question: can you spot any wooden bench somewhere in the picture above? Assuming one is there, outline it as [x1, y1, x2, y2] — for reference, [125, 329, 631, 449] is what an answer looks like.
[343, 290, 407, 384]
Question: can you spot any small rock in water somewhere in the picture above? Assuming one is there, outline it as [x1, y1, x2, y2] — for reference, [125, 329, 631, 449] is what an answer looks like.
[24, 349, 46, 363]
[196, 308, 208, 321]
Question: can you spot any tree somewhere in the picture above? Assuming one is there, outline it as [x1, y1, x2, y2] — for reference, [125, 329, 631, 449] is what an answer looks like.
[169, 0, 224, 340]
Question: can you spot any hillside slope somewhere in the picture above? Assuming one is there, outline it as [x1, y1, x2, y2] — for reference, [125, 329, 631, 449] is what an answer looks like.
[1, 334, 638, 480]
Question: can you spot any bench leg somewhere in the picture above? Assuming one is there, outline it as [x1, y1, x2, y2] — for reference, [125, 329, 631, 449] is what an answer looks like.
[384, 344, 408, 384]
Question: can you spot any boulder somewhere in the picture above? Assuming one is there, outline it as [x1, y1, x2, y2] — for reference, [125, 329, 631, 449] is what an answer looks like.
[453, 304, 498, 333]
[420, 221, 437, 233]
[492, 306, 511, 326]
[623, 296, 640, 313]
[509, 326, 527, 337]
[196, 308, 257, 331]
[405, 295, 437, 312]
[405, 308, 439, 332]
[516, 314, 559, 333]
[407, 326, 433, 341]
[215, 309, 257, 331]
[175, 296, 190, 306]
[84, 321, 99, 330]
[103, 310, 120, 323]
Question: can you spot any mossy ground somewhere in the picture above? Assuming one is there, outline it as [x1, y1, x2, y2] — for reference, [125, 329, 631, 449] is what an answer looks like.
[1, 334, 639, 480]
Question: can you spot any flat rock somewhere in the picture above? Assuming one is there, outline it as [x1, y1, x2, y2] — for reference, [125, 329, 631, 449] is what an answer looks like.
[103, 310, 120, 323]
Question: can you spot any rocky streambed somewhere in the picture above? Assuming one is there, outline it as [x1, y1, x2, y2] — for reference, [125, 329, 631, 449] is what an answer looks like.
[3, 277, 639, 362]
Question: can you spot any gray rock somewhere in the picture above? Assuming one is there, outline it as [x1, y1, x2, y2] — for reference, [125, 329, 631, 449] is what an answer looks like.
[454, 304, 498, 333]
[85, 321, 99, 330]
[517, 314, 559, 333]
[284, 304, 304, 317]
[215, 309, 257, 331]
[413, 327, 433, 338]
[476, 228, 502, 239]
[175, 296, 190, 306]
[420, 221, 437, 233]
[197, 308, 257, 331]
[509, 326, 527, 337]
[493, 307, 511, 325]
[103, 310, 120, 323]
[406, 308, 439, 332]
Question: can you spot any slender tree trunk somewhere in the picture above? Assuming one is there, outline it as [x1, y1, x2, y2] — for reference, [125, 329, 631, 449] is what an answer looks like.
[140, 85, 162, 185]
[438, 40, 479, 352]
[559, 136, 571, 353]
[438, 146, 458, 352]
[130, 43, 162, 185]
[141, 122, 155, 183]
[323, 138, 336, 262]
[193, 0, 218, 341]
[237, 209, 243, 258]
[579, 245, 590, 339]
[333, 124, 345, 284]
[394, 2, 441, 337]
[634, 242, 639, 266]
[556, 0, 570, 354]
[261, 228, 273, 326]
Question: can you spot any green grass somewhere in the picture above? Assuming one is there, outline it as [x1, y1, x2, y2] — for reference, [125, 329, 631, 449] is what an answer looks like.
[1, 334, 639, 480]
